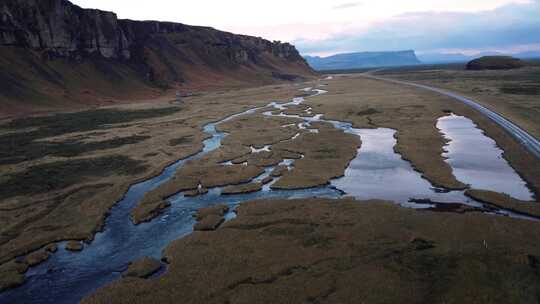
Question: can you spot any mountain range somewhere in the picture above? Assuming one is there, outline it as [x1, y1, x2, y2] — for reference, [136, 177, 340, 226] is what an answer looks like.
[0, 0, 315, 116]
[304, 50, 421, 71]
[304, 49, 540, 70]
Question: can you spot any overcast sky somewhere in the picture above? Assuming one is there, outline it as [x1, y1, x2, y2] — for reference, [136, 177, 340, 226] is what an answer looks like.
[71, 0, 540, 56]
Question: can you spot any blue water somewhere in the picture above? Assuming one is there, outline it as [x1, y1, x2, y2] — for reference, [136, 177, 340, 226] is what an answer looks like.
[437, 114, 534, 201]
[1, 87, 535, 304]
[0, 90, 339, 304]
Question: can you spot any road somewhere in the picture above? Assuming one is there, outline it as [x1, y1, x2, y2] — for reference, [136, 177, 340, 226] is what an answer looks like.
[363, 74, 540, 160]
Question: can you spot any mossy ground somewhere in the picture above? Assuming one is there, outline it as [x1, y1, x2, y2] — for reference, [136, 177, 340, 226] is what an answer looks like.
[2, 73, 539, 300]
[84, 198, 540, 304]
[375, 65, 540, 138]
[0, 83, 303, 270]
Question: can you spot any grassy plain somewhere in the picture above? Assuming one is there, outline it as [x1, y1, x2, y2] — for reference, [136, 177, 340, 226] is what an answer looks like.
[0, 83, 304, 290]
[375, 64, 540, 138]
[2, 69, 540, 295]
[84, 198, 540, 304]
[306, 74, 539, 196]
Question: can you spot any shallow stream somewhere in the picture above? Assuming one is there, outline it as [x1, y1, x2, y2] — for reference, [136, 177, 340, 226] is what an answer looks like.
[1, 86, 535, 304]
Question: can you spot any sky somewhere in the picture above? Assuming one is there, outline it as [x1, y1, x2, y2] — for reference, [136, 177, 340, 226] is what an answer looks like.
[71, 0, 540, 57]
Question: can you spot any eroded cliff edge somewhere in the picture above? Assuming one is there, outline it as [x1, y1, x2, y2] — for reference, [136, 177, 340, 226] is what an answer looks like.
[0, 0, 315, 115]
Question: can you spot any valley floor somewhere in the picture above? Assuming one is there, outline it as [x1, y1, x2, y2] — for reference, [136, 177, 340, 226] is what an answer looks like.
[1, 74, 539, 303]
[85, 197, 540, 304]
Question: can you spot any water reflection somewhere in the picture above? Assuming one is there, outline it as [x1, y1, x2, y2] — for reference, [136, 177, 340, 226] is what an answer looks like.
[437, 114, 533, 201]
[2, 89, 535, 304]
[331, 128, 480, 206]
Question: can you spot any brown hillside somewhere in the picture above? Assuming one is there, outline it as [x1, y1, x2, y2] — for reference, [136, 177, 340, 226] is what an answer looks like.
[0, 0, 316, 117]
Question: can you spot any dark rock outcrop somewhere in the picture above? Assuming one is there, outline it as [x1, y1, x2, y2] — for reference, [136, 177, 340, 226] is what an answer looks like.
[466, 56, 525, 70]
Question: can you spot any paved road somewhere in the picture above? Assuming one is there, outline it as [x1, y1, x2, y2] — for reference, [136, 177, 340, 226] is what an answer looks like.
[363, 74, 540, 160]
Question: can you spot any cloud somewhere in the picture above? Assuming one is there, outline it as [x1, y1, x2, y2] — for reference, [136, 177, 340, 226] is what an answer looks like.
[296, 1, 540, 55]
[332, 2, 363, 10]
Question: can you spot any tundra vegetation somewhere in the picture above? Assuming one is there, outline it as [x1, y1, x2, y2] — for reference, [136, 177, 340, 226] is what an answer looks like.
[1, 73, 539, 302]
[0, 84, 304, 291]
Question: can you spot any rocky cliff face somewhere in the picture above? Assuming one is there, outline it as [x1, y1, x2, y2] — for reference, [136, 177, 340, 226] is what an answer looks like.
[0, 0, 305, 63]
[0, 0, 128, 59]
[0, 0, 314, 115]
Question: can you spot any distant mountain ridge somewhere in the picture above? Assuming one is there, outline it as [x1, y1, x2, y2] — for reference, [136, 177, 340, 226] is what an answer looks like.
[418, 51, 540, 64]
[0, 0, 315, 116]
[304, 50, 421, 70]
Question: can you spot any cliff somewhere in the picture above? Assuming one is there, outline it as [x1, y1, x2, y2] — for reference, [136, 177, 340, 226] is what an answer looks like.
[0, 0, 315, 115]
[304, 50, 421, 71]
